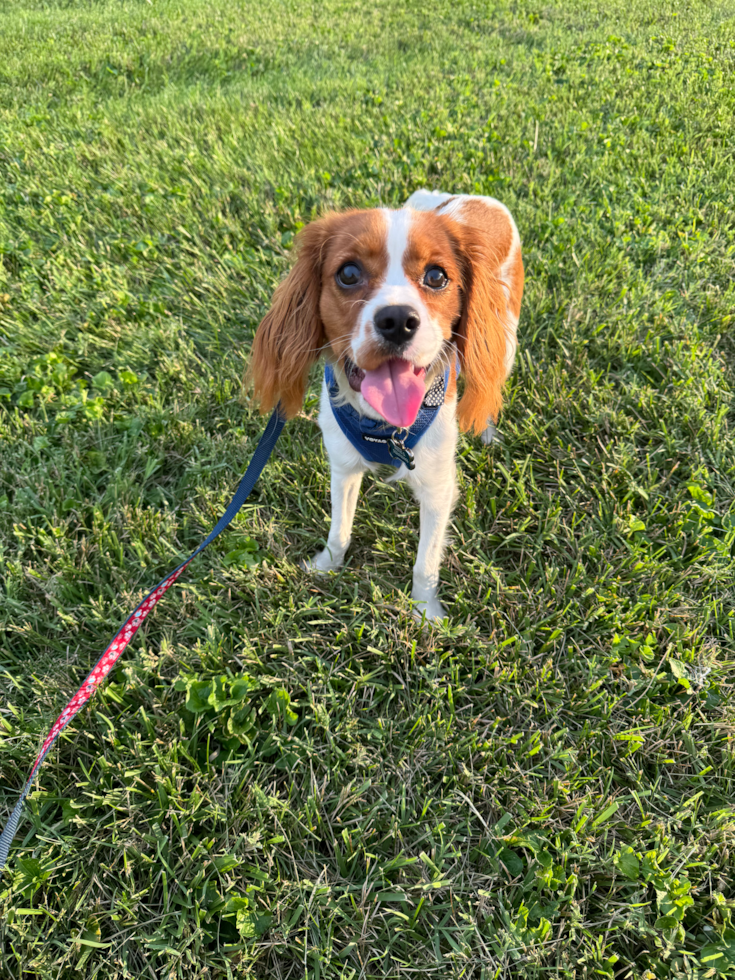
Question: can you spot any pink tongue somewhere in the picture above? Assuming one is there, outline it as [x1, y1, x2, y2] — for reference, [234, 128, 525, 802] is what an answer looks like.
[360, 359, 426, 428]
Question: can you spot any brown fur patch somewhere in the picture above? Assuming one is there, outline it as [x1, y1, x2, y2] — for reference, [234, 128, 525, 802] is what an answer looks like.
[404, 210, 464, 345]
[506, 245, 524, 320]
[318, 211, 388, 363]
[434, 195, 458, 212]
[455, 199, 514, 267]
[249, 210, 388, 417]
[446, 359, 458, 402]
[440, 200, 524, 435]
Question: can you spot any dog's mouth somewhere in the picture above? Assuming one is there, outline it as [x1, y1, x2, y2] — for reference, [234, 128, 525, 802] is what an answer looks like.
[344, 357, 365, 393]
[343, 356, 426, 428]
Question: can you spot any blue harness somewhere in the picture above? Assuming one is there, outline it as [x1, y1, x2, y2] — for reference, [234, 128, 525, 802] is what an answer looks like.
[324, 363, 452, 468]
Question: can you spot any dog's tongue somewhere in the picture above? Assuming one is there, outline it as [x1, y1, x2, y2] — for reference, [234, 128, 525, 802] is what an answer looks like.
[360, 359, 426, 428]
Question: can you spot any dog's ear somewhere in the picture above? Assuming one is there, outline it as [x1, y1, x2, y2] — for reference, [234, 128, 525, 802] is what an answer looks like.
[448, 199, 524, 436]
[248, 217, 333, 419]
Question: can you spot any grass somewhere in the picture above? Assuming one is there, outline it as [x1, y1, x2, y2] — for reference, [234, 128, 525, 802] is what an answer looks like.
[1, 0, 734, 975]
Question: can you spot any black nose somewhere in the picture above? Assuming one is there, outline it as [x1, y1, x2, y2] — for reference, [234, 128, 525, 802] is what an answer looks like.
[373, 305, 421, 347]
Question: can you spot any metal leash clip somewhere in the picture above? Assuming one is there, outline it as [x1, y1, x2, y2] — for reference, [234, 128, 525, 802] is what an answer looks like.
[388, 428, 415, 470]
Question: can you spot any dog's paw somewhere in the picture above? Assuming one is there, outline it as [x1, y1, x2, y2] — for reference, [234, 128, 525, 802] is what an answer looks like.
[411, 595, 447, 625]
[301, 548, 344, 576]
[481, 423, 499, 446]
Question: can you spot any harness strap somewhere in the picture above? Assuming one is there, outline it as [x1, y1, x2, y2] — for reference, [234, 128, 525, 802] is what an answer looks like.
[0, 407, 286, 874]
[324, 363, 452, 467]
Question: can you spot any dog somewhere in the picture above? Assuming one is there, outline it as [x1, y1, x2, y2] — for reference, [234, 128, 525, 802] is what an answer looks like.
[249, 190, 523, 622]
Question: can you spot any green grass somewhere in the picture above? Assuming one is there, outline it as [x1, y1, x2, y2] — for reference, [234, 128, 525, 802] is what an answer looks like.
[1, 0, 734, 975]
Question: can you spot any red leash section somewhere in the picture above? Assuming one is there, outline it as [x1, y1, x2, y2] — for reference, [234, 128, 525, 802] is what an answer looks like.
[0, 407, 286, 874]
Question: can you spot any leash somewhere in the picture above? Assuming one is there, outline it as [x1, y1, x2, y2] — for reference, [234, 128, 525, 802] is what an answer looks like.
[0, 407, 286, 875]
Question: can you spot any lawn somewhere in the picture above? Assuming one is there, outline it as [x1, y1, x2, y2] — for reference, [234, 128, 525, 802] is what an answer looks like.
[1, 0, 734, 976]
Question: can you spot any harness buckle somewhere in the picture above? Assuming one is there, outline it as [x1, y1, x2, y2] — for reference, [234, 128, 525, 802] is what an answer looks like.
[388, 428, 416, 470]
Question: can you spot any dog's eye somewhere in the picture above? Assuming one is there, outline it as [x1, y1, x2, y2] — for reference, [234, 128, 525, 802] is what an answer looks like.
[336, 263, 362, 287]
[423, 266, 448, 289]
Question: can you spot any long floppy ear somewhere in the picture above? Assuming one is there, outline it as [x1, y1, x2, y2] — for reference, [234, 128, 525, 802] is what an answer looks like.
[443, 198, 524, 436]
[248, 218, 333, 418]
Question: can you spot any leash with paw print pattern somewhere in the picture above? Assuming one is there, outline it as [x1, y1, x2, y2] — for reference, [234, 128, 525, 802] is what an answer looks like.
[0, 408, 285, 874]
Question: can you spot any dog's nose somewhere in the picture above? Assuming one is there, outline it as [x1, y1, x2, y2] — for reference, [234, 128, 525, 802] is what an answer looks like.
[373, 305, 421, 347]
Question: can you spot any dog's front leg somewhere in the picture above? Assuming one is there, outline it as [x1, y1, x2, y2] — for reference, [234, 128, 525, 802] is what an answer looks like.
[407, 410, 459, 622]
[303, 383, 368, 574]
[409, 475, 457, 622]
[406, 400, 458, 622]
[304, 461, 364, 573]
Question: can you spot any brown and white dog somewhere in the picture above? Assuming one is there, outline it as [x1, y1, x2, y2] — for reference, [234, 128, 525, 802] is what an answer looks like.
[249, 190, 523, 622]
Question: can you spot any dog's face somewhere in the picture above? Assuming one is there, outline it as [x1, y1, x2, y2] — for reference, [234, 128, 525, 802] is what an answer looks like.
[314, 208, 467, 427]
[317, 208, 463, 371]
[250, 198, 523, 434]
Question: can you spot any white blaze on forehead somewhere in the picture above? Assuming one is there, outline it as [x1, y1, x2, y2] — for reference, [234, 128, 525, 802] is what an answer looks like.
[383, 206, 414, 286]
[354, 208, 419, 354]
[370, 208, 426, 310]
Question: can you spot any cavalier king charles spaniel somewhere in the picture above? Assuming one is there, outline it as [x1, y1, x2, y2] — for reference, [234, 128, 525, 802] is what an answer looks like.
[249, 190, 523, 622]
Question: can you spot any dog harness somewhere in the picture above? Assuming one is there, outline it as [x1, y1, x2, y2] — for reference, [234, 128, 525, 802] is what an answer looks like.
[324, 363, 452, 468]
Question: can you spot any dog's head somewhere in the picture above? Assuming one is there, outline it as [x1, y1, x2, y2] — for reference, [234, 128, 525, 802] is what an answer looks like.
[249, 194, 523, 434]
